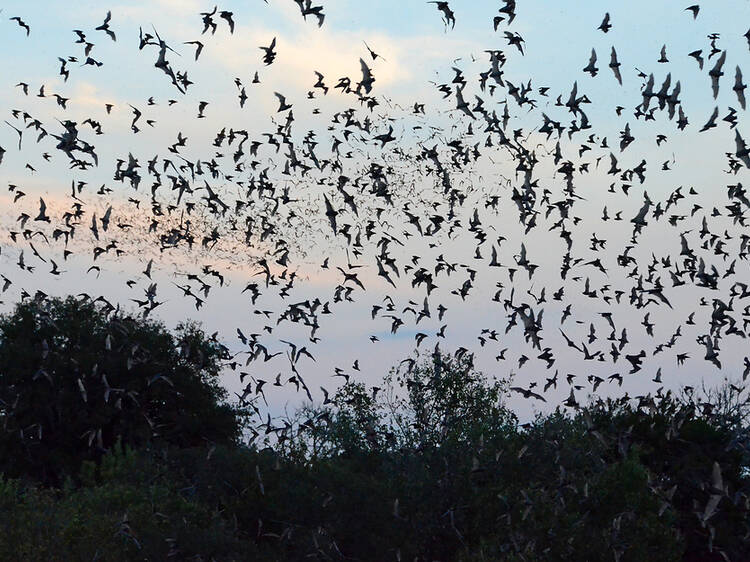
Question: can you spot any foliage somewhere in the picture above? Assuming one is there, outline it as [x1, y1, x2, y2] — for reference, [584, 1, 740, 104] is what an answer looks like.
[0, 296, 249, 485]
[0, 444, 259, 561]
[0, 310, 748, 560]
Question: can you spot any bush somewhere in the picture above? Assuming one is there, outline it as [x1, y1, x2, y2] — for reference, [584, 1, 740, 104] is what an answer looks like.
[0, 445, 256, 561]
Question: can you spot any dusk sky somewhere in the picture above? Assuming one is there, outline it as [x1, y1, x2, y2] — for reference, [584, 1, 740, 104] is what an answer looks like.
[1, 1, 749, 421]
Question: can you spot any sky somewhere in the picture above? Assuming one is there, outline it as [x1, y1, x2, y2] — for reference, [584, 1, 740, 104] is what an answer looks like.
[0, 0, 749, 423]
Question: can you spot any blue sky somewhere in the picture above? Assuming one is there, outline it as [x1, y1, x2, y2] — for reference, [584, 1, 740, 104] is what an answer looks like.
[1, 1, 749, 421]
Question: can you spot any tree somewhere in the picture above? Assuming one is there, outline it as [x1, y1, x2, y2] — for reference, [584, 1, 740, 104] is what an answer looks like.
[387, 348, 516, 449]
[0, 295, 248, 485]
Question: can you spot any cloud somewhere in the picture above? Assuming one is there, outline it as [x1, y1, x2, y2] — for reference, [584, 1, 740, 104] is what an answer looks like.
[66, 80, 123, 117]
[200, 19, 484, 101]
[113, 0, 203, 23]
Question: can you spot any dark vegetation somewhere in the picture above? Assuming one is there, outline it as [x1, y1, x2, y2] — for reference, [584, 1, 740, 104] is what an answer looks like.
[0, 297, 748, 560]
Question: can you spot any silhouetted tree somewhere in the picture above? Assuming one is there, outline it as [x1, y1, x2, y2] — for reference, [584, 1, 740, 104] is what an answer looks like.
[0, 296, 247, 485]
